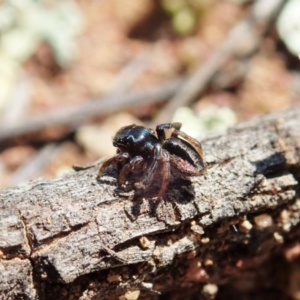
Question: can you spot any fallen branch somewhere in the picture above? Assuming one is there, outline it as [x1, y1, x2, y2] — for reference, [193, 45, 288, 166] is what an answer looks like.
[1, 106, 300, 299]
[0, 76, 185, 141]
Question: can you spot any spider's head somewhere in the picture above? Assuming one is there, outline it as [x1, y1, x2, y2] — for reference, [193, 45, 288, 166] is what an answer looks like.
[113, 124, 157, 157]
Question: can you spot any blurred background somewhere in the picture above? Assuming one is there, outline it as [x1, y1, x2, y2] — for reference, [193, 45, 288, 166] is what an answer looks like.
[0, 0, 299, 188]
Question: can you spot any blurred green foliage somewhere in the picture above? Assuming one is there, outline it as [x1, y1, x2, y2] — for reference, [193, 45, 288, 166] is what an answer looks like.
[0, 0, 83, 66]
[162, 0, 208, 35]
[172, 105, 237, 138]
[0, 0, 83, 107]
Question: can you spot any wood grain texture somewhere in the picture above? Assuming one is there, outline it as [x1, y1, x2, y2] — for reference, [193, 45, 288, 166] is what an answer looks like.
[1, 106, 300, 299]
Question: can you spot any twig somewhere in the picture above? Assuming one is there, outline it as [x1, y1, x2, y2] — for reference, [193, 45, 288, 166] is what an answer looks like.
[0, 77, 185, 142]
[153, 0, 287, 124]
[109, 47, 153, 93]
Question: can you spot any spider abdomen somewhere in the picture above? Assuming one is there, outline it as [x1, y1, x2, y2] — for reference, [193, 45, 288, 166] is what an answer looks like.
[163, 137, 205, 174]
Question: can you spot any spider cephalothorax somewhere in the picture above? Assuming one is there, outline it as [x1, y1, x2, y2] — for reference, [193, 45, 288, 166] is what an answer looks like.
[97, 123, 206, 199]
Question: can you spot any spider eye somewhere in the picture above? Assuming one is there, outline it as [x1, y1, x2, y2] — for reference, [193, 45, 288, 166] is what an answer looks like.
[113, 132, 134, 149]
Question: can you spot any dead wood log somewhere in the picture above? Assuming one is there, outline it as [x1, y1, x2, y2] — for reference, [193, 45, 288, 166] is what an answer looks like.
[1, 106, 300, 300]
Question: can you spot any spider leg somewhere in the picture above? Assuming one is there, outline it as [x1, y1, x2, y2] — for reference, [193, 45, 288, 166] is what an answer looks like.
[118, 156, 144, 186]
[97, 152, 130, 178]
[156, 123, 182, 143]
[147, 127, 157, 137]
[73, 157, 106, 171]
[135, 144, 170, 199]
[171, 130, 206, 173]
[157, 150, 171, 199]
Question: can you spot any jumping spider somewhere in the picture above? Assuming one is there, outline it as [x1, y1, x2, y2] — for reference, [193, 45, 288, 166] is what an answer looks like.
[97, 123, 206, 199]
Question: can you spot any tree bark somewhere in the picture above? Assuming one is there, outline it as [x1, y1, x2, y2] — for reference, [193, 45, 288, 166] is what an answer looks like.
[1, 106, 300, 300]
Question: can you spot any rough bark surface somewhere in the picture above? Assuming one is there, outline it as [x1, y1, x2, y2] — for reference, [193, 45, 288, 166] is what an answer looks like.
[1, 106, 300, 300]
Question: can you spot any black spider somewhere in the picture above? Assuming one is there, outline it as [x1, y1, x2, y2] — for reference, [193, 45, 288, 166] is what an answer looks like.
[97, 123, 206, 199]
